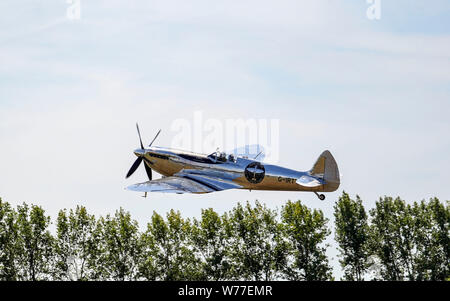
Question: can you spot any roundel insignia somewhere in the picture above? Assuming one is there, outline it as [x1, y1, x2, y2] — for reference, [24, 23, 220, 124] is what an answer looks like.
[244, 162, 265, 184]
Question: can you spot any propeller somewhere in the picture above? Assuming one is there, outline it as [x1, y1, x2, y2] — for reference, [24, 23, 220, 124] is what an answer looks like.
[136, 123, 144, 149]
[125, 123, 161, 181]
[126, 156, 143, 179]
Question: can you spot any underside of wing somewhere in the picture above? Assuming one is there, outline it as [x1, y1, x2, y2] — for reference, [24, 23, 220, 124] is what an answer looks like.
[126, 173, 242, 194]
[126, 176, 214, 194]
[178, 173, 242, 191]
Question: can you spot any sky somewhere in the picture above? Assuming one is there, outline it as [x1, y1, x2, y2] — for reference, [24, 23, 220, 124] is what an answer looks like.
[1, 0, 449, 279]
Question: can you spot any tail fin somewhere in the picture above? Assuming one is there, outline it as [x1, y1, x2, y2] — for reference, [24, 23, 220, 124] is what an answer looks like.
[310, 150, 340, 192]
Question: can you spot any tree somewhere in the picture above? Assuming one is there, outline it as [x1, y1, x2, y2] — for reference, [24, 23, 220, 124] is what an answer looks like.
[369, 197, 416, 280]
[412, 198, 449, 280]
[225, 201, 287, 280]
[280, 200, 332, 281]
[190, 208, 231, 280]
[15, 203, 54, 281]
[334, 192, 371, 280]
[1, 195, 446, 281]
[97, 208, 143, 280]
[0, 199, 21, 280]
[427, 198, 450, 280]
[141, 210, 200, 280]
[53, 206, 101, 280]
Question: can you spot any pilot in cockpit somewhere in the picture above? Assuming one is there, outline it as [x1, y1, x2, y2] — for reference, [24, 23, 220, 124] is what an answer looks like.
[218, 152, 227, 162]
[228, 154, 236, 163]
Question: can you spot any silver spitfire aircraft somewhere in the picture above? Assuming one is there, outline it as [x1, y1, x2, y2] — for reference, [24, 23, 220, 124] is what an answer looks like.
[125, 124, 340, 200]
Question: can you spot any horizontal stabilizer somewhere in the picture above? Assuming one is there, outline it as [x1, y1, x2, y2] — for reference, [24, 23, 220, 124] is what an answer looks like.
[296, 175, 325, 188]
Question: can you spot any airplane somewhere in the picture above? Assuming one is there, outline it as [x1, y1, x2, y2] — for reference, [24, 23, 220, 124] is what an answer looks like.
[125, 124, 340, 200]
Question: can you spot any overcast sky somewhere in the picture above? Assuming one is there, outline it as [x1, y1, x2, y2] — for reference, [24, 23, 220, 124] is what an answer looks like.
[1, 1, 449, 279]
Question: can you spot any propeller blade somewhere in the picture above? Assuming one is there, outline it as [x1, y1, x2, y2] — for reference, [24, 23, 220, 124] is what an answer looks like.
[144, 162, 153, 181]
[148, 129, 161, 147]
[136, 123, 144, 149]
[126, 157, 143, 179]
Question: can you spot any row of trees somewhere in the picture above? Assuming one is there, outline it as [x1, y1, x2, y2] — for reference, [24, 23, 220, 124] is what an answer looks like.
[335, 193, 449, 281]
[0, 193, 448, 281]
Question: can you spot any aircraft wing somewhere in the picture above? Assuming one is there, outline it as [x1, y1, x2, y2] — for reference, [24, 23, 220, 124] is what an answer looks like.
[126, 174, 242, 194]
[296, 175, 325, 188]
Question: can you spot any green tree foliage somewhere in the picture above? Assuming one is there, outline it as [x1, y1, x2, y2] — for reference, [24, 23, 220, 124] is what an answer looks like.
[0, 196, 448, 281]
[54, 206, 101, 280]
[0, 198, 20, 280]
[369, 197, 416, 280]
[280, 200, 332, 281]
[334, 192, 371, 280]
[427, 198, 450, 280]
[190, 208, 231, 280]
[141, 210, 199, 280]
[225, 201, 287, 280]
[369, 197, 450, 281]
[15, 203, 54, 281]
[412, 198, 449, 280]
[97, 208, 143, 280]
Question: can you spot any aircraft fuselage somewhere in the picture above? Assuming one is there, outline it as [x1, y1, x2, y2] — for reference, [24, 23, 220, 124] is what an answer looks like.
[135, 146, 338, 192]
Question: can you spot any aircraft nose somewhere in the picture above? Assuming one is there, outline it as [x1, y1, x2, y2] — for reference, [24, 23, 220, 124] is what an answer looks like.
[134, 149, 145, 157]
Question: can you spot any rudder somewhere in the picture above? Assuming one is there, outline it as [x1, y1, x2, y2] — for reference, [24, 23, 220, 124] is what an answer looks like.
[310, 150, 340, 192]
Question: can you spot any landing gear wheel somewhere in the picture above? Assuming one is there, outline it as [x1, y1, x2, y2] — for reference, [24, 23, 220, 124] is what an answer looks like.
[314, 192, 326, 201]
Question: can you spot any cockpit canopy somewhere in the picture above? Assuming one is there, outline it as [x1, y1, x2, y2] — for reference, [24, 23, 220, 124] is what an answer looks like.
[207, 151, 236, 163]
[206, 144, 265, 163]
[226, 144, 265, 162]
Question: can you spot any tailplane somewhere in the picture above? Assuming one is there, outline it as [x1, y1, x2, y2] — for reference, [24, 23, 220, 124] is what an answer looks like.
[310, 150, 340, 192]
